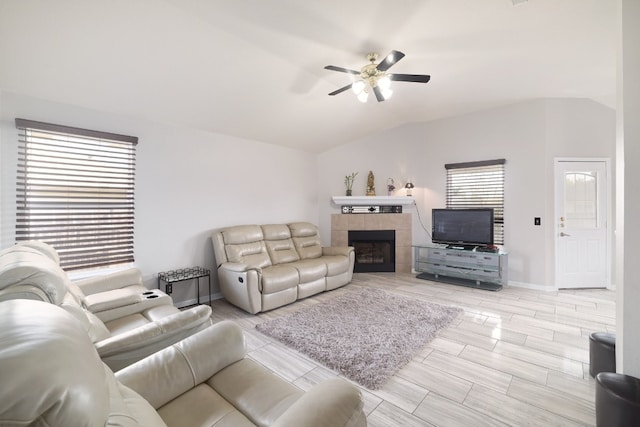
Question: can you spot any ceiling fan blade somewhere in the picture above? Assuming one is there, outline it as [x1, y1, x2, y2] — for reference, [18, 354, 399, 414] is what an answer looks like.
[390, 73, 431, 83]
[324, 65, 361, 75]
[376, 50, 405, 72]
[328, 83, 354, 96]
[373, 85, 385, 102]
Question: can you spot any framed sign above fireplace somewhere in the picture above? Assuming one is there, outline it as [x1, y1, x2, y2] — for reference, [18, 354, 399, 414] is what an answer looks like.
[332, 196, 415, 206]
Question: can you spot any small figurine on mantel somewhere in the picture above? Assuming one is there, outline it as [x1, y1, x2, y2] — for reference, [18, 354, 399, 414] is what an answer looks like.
[366, 171, 376, 196]
[387, 178, 396, 196]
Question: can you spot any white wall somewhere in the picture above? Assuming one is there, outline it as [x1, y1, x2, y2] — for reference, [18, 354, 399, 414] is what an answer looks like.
[0, 91, 3, 246]
[617, 0, 640, 377]
[318, 99, 615, 288]
[0, 92, 319, 305]
[544, 99, 618, 286]
[0, 92, 616, 298]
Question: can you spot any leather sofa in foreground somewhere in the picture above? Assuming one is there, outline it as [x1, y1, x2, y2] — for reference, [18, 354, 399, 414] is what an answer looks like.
[212, 222, 355, 313]
[0, 241, 212, 370]
[0, 299, 367, 427]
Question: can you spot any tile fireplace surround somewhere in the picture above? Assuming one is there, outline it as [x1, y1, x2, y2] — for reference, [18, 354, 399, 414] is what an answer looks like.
[331, 213, 412, 273]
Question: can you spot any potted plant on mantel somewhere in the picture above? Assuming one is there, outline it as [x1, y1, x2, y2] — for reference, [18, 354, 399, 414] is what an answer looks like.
[344, 172, 358, 196]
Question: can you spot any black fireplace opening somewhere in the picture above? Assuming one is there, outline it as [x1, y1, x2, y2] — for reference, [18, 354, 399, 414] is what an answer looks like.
[348, 230, 396, 273]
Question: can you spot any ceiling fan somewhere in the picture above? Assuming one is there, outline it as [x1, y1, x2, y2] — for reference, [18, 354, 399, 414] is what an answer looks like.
[324, 50, 430, 103]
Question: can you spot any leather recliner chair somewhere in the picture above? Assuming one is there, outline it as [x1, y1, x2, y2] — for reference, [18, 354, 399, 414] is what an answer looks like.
[0, 243, 213, 370]
[0, 299, 367, 427]
[1, 240, 174, 321]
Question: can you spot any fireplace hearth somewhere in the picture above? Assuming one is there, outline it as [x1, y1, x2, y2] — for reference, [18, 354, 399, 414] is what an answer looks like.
[348, 230, 396, 272]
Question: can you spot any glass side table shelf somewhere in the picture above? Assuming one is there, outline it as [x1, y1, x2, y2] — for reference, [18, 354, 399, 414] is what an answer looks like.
[158, 267, 211, 306]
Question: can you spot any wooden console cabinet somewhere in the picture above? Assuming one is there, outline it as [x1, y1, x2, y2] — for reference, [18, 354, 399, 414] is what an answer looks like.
[413, 245, 508, 291]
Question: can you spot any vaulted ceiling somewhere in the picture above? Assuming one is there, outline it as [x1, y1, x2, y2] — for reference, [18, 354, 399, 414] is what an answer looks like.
[0, 0, 616, 153]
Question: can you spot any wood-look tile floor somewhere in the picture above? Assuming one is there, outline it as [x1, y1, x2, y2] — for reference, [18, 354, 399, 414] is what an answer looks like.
[209, 272, 616, 426]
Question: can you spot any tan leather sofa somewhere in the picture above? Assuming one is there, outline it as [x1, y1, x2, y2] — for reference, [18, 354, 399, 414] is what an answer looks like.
[0, 242, 212, 370]
[212, 222, 355, 313]
[0, 299, 367, 427]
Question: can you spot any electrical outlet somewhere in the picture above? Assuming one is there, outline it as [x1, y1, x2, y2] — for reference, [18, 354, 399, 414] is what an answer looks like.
[534, 217, 541, 226]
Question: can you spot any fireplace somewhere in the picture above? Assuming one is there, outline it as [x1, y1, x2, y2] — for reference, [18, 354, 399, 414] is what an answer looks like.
[331, 213, 412, 273]
[348, 230, 396, 273]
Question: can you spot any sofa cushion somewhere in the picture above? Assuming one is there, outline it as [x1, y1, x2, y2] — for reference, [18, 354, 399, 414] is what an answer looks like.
[157, 383, 255, 426]
[14, 240, 61, 265]
[322, 255, 351, 276]
[222, 225, 272, 269]
[225, 241, 272, 269]
[115, 381, 168, 426]
[222, 225, 264, 245]
[289, 222, 323, 259]
[106, 313, 151, 336]
[261, 224, 291, 240]
[288, 222, 318, 238]
[0, 249, 69, 304]
[289, 258, 327, 283]
[263, 225, 300, 265]
[266, 239, 300, 265]
[292, 235, 323, 260]
[261, 265, 299, 294]
[211, 358, 303, 426]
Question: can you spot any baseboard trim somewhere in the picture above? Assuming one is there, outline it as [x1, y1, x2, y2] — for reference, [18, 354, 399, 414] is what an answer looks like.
[507, 280, 556, 292]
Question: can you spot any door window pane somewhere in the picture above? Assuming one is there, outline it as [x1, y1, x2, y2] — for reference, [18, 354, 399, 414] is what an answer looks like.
[564, 172, 597, 229]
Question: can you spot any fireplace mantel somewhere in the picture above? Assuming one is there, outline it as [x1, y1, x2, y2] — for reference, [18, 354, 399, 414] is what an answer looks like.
[332, 196, 415, 206]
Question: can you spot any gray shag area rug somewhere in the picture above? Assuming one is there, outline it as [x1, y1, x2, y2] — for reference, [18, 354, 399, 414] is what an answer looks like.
[256, 288, 463, 390]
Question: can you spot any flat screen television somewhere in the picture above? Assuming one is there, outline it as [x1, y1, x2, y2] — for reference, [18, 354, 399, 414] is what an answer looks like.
[432, 208, 494, 248]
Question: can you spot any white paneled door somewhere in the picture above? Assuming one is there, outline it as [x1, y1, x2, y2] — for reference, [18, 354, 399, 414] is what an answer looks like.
[555, 159, 610, 289]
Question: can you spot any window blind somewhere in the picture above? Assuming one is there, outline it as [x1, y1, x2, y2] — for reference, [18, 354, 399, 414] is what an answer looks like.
[15, 118, 138, 271]
[445, 159, 505, 245]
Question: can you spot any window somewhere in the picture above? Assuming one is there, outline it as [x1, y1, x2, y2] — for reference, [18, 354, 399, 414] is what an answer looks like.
[15, 119, 138, 271]
[445, 159, 505, 245]
[564, 172, 597, 229]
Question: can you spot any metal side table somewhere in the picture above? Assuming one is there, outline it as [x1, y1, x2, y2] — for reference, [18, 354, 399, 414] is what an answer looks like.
[158, 267, 211, 306]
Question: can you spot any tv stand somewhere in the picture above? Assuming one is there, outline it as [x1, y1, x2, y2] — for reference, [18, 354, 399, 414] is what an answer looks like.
[413, 245, 508, 291]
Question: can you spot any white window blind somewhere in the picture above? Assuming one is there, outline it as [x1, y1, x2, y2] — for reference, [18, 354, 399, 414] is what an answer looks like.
[445, 159, 505, 245]
[15, 118, 138, 271]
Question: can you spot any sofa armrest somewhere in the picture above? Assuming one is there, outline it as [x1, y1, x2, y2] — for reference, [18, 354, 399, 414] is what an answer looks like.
[115, 320, 245, 409]
[322, 246, 355, 257]
[220, 261, 258, 273]
[83, 287, 142, 313]
[272, 378, 366, 427]
[96, 305, 213, 370]
[91, 291, 173, 323]
[218, 263, 263, 313]
[74, 268, 143, 295]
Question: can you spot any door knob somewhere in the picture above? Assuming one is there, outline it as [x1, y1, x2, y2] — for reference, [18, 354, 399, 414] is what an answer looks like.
[560, 232, 571, 237]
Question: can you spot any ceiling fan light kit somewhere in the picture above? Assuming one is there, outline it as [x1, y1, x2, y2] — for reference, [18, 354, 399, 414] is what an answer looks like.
[325, 50, 430, 103]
